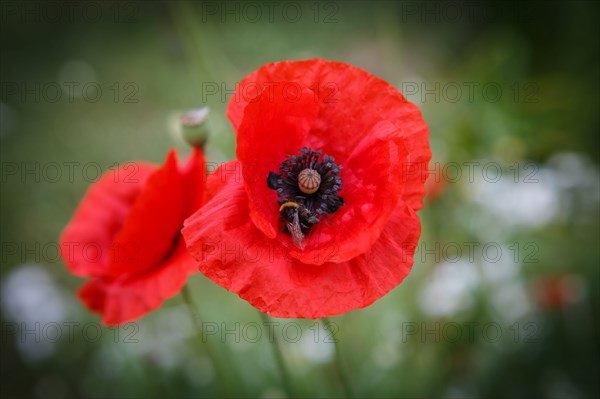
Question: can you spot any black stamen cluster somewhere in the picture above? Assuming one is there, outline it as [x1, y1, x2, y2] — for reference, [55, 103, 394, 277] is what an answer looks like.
[267, 147, 344, 236]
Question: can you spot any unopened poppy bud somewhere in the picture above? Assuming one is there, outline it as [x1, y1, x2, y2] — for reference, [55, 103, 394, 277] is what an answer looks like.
[180, 107, 210, 148]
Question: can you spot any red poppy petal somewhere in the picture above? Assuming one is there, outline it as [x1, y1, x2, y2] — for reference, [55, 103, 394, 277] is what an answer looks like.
[263, 202, 421, 318]
[285, 121, 410, 264]
[78, 241, 196, 326]
[107, 151, 187, 278]
[227, 60, 323, 131]
[182, 162, 255, 290]
[182, 166, 420, 318]
[60, 162, 156, 277]
[181, 147, 207, 212]
[236, 82, 319, 239]
[390, 101, 430, 211]
[228, 59, 431, 210]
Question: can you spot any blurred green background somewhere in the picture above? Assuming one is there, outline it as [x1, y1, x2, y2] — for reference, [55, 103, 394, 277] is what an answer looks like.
[1, 0, 598, 398]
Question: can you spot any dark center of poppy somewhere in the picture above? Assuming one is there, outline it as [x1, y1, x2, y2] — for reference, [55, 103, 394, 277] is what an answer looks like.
[267, 147, 344, 248]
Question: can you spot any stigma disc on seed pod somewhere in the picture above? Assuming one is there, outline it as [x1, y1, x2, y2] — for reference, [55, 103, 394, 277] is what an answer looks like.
[298, 168, 321, 194]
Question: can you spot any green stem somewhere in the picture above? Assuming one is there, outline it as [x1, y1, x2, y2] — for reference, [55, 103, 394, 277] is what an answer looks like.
[259, 311, 295, 397]
[322, 317, 354, 399]
[181, 285, 230, 397]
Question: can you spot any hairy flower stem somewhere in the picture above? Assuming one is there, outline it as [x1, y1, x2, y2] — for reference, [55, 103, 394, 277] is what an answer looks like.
[259, 311, 295, 397]
[181, 285, 233, 397]
[322, 317, 354, 399]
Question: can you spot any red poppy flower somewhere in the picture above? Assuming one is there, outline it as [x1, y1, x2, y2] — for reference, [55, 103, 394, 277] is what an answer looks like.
[183, 59, 430, 318]
[425, 159, 447, 203]
[60, 148, 206, 325]
[532, 275, 582, 310]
